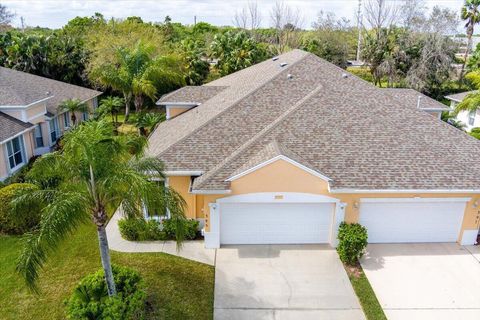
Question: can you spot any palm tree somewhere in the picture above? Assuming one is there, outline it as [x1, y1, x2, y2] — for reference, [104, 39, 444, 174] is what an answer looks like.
[91, 42, 184, 120]
[14, 120, 187, 295]
[58, 98, 88, 126]
[97, 96, 124, 124]
[134, 112, 164, 136]
[460, 0, 480, 81]
[455, 70, 480, 116]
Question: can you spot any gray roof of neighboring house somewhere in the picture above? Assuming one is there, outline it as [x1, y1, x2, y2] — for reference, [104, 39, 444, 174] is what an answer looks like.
[0, 67, 102, 114]
[0, 111, 34, 143]
[445, 90, 477, 102]
[383, 88, 449, 111]
[147, 49, 480, 191]
[157, 86, 227, 105]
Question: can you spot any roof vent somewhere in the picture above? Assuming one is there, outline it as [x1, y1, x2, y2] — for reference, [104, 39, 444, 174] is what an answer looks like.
[272, 56, 279, 61]
[280, 62, 288, 67]
[342, 73, 349, 78]
[287, 74, 293, 80]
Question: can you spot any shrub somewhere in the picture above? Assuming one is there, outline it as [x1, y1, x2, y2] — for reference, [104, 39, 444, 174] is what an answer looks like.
[65, 265, 147, 320]
[337, 222, 368, 265]
[118, 218, 167, 241]
[0, 183, 41, 234]
[163, 218, 199, 240]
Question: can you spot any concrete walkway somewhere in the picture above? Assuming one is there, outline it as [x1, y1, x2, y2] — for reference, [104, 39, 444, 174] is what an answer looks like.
[214, 245, 365, 320]
[106, 211, 216, 266]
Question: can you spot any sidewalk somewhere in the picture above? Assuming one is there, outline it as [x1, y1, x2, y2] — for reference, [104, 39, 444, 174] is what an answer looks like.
[106, 210, 216, 266]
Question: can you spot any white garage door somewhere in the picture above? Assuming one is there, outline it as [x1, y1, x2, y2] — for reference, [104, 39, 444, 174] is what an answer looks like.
[220, 202, 334, 245]
[359, 199, 467, 243]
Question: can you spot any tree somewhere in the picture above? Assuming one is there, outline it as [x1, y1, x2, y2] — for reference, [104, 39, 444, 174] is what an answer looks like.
[180, 38, 210, 85]
[96, 96, 124, 124]
[134, 112, 164, 136]
[303, 11, 353, 68]
[441, 111, 467, 131]
[210, 30, 268, 76]
[58, 98, 88, 126]
[90, 42, 185, 119]
[14, 120, 187, 294]
[455, 71, 480, 115]
[460, 0, 480, 81]
[269, 1, 303, 53]
[0, 3, 14, 32]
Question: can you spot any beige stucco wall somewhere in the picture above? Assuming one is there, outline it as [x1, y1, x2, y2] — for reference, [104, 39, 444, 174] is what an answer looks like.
[167, 159, 480, 241]
[0, 109, 23, 120]
[168, 107, 191, 119]
[0, 146, 7, 180]
[25, 102, 47, 122]
[0, 131, 35, 180]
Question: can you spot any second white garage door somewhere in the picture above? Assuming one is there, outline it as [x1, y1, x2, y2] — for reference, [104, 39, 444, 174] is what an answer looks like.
[220, 202, 334, 245]
[359, 199, 467, 243]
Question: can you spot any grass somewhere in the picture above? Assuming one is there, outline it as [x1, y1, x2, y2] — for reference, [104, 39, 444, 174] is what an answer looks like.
[0, 224, 214, 320]
[345, 264, 387, 320]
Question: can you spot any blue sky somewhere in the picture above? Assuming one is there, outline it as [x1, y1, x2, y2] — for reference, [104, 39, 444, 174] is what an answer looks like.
[3, 0, 464, 29]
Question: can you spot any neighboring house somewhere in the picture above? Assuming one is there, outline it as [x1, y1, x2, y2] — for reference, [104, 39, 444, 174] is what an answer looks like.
[0, 67, 102, 181]
[151, 49, 480, 249]
[445, 91, 479, 131]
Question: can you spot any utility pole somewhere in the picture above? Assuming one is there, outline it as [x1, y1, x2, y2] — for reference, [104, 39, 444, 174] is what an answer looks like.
[194, 15, 197, 26]
[20, 16, 25, 32]
[356, 0, 362, 62]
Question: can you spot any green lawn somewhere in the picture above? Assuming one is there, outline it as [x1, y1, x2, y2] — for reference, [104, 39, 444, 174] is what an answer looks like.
[346, 265, 387, 320]
[0, 224, 214, 320]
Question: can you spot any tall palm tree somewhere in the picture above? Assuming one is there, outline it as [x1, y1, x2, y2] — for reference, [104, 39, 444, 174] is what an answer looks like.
[460, 0, 480, 81]
[14, 120, 187, 295]
[58, 98, 88, 126]
[91, 42, 184, 120]
[97, 96, 124, 124]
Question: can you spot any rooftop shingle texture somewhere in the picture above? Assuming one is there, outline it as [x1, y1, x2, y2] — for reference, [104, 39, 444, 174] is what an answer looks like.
[383, 88, 449, 111]
[0, 111, 33, 142]
[148, 50, 480, 191]
[0, 67, 102, 114]
[445, 91, 477, 102]
[146, 49, 309, 157]
[157, 86, 227, 104]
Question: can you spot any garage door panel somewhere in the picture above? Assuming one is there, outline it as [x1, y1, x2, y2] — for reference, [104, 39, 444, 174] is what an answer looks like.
[220, 203, 334, 245]
[359, 201, 466, 243]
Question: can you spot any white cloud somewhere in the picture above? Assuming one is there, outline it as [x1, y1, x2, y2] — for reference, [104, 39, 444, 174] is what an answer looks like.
[2, 0, 465, 30]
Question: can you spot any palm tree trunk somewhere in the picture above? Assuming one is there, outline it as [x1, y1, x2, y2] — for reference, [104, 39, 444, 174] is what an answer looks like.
[124, 92, 131, 121]
[460, 25, 474, 82]
[97, 225, 117, 296]
[71, 113, 77, 126]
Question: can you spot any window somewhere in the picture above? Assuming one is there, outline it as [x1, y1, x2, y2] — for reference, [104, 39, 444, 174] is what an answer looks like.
[143, 180, 169, 220]
[6, 136, 25, 171]
[63, 112, 70, 128]
[469, 111, 476, 126]
[49, 118, 59, 144]
[82, 112, 89, 121]
[34, 124, 44, 148]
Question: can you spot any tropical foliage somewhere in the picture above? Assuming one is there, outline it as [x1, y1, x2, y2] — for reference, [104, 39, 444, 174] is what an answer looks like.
[96, 96, 124, 124]
[65, 265, 147, 320]
[58, 98, 89, 126]
[13, 120, 187, 295]
[0, 183, 41, 234]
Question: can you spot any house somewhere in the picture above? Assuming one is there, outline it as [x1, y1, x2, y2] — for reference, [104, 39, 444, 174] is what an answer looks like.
[0, 67, 102, 181]
[445, 91, 478, 131]
[150, 49, 480, 248]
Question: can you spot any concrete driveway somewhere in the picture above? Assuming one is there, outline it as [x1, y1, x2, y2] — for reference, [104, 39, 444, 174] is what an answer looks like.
[361, 243, 480, 320]
[214, 245, 365, 320]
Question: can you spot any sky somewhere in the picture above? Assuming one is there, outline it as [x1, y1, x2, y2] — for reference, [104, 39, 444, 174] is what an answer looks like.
[2, 0, 465, 30]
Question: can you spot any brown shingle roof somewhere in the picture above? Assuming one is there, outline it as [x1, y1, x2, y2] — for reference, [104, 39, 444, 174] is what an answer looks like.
[157, 86, 227, 105]
[0, 111, 33, 142]
[383, 88, 449, 111]
[445, 91, 477, 102]
[147, 50, 480, 191]
[0, 67, 102, 114]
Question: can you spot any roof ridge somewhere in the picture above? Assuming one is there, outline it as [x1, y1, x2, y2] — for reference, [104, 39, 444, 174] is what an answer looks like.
[153, 51, 311, 158]
[193, 82, 325, 190]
